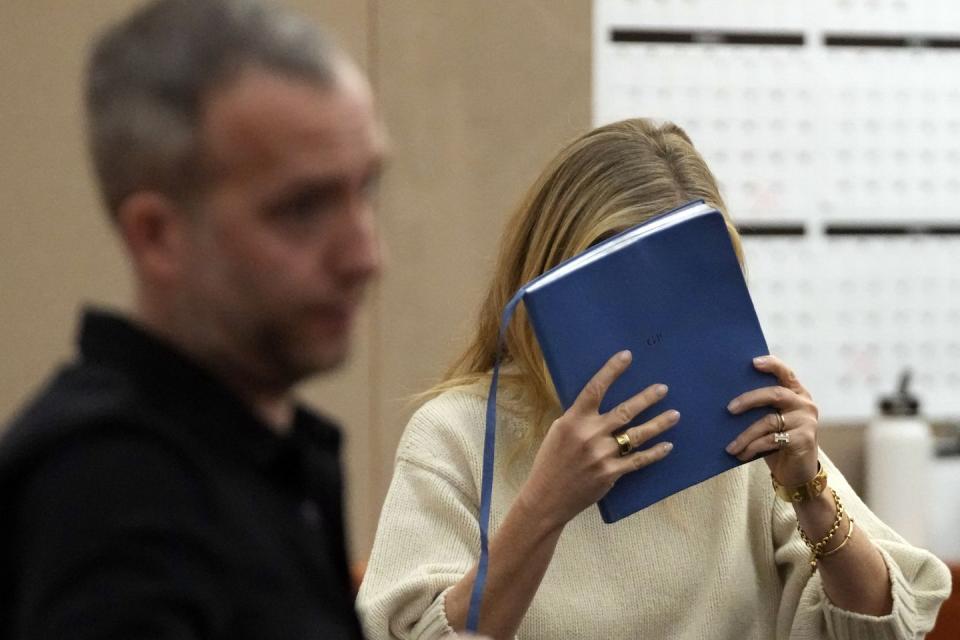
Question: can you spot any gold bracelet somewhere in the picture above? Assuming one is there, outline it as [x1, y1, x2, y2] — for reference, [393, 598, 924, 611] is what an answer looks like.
[772, 462, 827, 503]
[821, 518, 856, 559]
[796, 488, 845, 572]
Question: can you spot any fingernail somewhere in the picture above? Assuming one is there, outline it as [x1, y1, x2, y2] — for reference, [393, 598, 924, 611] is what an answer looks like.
[754, 356, 769, 365]
[668, 409, 680, 422]
[725, 441, 737, 454]
[727, 399, 740, 412]
[662, 442, 673, 452]
[619, 350, 632, 362]
[655, 384, 668, 397]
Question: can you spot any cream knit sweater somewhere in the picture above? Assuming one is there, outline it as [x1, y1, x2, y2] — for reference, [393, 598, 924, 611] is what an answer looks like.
[357, 388, 951, 639]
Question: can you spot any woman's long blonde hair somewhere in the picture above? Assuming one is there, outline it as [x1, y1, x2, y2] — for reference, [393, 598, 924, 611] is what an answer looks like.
[428, 118, 744, 451]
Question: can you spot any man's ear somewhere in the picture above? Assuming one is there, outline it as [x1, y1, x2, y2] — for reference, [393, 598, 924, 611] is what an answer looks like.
[115, 192, 190, 283]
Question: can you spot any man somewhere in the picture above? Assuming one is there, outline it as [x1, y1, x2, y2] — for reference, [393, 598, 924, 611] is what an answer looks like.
[0, 0, 384, 637]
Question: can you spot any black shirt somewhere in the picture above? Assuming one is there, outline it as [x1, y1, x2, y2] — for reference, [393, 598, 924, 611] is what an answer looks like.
[0, 310, 364, 639]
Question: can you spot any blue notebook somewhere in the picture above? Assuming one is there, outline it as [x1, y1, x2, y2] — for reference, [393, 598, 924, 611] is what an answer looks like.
[522, 200, 774, 523]
[465, 200, 775, 630]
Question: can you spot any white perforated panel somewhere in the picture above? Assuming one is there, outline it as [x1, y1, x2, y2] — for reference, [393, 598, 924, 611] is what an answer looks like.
[594, 0, 960, 420]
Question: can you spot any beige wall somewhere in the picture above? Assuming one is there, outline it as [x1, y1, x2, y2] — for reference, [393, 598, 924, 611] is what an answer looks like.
[0, 0, 592, 560]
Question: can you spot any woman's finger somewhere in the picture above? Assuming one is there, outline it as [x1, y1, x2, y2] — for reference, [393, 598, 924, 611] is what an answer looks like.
[611, 440, 675, 476]
[725, 411, 785, 456]
[603, 383, 669, 429]
[731, 428, 784, 462]
[727, 385, 806, 415]
[572, 350, 633, 414]
[618, 409, 680, 450]
[752, 355, 810, 398]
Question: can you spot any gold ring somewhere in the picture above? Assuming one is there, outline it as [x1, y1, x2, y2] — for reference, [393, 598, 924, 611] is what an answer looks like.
[773, 431, 790, 447]
[614, 432, 632, 456]
[775, 410, 786, 432]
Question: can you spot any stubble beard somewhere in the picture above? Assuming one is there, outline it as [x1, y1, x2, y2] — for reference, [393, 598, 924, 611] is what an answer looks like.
[253, 319, 352, 389]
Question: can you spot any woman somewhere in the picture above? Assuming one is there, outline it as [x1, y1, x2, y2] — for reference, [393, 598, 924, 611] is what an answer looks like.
[357, 119, 951, 639]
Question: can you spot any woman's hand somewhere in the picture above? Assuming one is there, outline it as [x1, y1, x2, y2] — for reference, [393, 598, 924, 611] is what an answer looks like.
[445, 350, 678, 636]
[723, 355, 895, 616]
[724, 355, 820, 486]
[516, 350, 679, 532]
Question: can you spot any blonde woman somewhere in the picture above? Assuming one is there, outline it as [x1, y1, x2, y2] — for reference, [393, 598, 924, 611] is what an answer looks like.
[357, 119, 951, 639]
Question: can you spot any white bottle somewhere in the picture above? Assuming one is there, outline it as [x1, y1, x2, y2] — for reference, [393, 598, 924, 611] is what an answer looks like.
[864, 371, 933, 547]
[926, 435, 960, 563]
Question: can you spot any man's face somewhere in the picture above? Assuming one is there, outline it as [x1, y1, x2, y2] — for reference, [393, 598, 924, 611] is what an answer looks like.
[177, 65, 386, 388]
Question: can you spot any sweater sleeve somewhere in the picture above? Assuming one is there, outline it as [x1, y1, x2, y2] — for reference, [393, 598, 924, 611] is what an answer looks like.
[357, 394, 489, 640]
[772, 450, 952, 639]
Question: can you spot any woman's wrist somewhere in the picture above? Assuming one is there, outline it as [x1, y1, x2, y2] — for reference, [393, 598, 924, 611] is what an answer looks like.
[792, 481, 838, 531]
[771, 455, 820, 488]
[513, 485, 569, 537]
[772, 460, 826, 502]
[796, 487, 849, 569]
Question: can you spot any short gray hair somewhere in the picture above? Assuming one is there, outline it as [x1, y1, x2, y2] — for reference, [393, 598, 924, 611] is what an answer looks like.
[86, 0, 339, 217]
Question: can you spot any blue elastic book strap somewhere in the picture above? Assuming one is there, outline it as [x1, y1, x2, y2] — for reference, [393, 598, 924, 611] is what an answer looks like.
[465, 287, 526, 633]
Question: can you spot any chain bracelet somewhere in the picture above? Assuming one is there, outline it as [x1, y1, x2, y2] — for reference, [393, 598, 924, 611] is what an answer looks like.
[796, 488, 845, 572]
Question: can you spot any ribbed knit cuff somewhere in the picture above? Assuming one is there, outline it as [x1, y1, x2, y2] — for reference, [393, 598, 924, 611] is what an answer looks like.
[821, 547, 918, 640]
[410, 586, 458, 639]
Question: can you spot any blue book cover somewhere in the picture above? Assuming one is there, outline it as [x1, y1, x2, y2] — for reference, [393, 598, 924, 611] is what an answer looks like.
[522, 200, 775, 523]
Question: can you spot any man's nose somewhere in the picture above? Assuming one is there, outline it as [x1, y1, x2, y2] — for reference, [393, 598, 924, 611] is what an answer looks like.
[331, 199, 384, 282]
